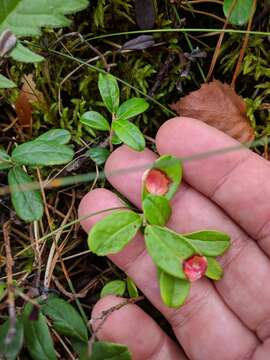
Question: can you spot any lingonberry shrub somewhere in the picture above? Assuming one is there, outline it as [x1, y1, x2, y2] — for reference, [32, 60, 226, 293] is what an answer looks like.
[80, 72, 149, 158]
[88, 155, 230, 308]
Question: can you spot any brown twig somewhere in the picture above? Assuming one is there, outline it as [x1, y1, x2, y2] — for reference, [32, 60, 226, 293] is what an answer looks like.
[230, 0, 257, 88]
[206, 0, 238, 81]
[44, 191, 75, 288]
[87, 296, 144, 356]
[3, 221, 16, 345]
[90, 296, 144, 334]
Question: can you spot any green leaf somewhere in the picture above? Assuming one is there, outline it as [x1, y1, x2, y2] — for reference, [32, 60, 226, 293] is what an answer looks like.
[126, 277, 139, 298]
[205, 257, 223, 280]
[0, 282, 6, 301]
[0, 74, 16, 88]
[0, 149, 12, 170]
[10, 42, 44, 62]
[145, 225, 194, 279]
[42, 298, 88, 342]
[90, 341, 131, 360]
[80, 111, 110, 131]
[8, 167, 44, 222]
[100, 280, 126, 298]
[23, 303, 57, 360]
[143, 155, 182, 201]
[223, 0, 254, 26]
[0, 0, 89, 37]
[87, 147, 110, 165]
[70, 338, 88, 358]
[158, 269, 190, 308]
[37, 129, 71, 144]
[98, 73, 119, 113]
[0, 317, 24, 360]
[112, 119, 145, 151]
[183, 230, 230, 256]
[116, 98, 149, 120]
[142, 195, 171, 226]
[88, 211, 142, 256]
[11, 140, 74, 166]
[111, 133, 123, 145]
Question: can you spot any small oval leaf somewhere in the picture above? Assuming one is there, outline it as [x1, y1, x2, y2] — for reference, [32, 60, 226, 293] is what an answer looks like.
[80, 111, 110, 131]
[0, 74, 16, 88]
[10, 42, 44, 63]
[223, 0, 253, 26]
[121, 35, 154, 51]
[116, 98, 149, 121]
[87, 147, 110, 165]
[90, 341, 131, 360]
[37, 129, 71, 144]
[23, 303, 57, 360]
[184, 230, 230, 256]
[205, 257, 223, 280]
[100, 280, 126, 298]
[145, 225, 194, 279]
[126, 277, 139, 298]
[112, 119, 145, 151]
[42, 297, 88, 342]
[8, 167, 44, 222]
[143, 195, 171, 226]
[11, 140, 74, 166]
[0, 317, 24, 360]
[98, 73, 120, 114]
[158, 269, 190, 308]
[88, 211, 142, 255]
[135, 0, 155, 29]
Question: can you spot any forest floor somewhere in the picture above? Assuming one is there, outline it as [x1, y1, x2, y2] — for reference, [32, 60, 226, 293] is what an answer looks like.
[1, 1, 270, 358]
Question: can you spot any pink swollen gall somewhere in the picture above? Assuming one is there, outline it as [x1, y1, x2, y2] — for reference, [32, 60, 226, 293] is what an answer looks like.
[144, 169, 170, 196]
[183, 255, 208, 282]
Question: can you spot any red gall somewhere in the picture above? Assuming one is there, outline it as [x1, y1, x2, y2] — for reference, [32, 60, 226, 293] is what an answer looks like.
[183, 255, 208, 282]
[143, 169, 170, 196]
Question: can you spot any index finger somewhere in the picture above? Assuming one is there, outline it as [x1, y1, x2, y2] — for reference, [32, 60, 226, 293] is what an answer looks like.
[156, 117, 270, 255]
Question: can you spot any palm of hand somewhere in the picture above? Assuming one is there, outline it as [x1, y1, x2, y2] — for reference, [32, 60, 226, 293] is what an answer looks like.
[79, 117, 270, 360]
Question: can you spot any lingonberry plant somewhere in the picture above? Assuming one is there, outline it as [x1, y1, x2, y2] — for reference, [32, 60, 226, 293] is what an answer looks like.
[80, 72, 149, 155]
[88, 155, 231, 308]
[0, 129, 74, 222]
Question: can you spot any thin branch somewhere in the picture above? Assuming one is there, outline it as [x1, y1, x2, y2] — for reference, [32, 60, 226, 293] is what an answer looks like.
[3, 221, 16, 345]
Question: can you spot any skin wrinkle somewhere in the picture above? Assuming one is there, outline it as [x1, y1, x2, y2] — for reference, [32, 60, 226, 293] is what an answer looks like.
[147, 335, 188, 360]
[255, 216, 270, 247]
[168, 279, 212, 329]
[117, 245, 148, 276]
[147, 330, 169, 360]
[252, 338, 270, 359]
[256, 318, 270, 341]
[218, 233, 250, 272]
[208, 151, 251, 200]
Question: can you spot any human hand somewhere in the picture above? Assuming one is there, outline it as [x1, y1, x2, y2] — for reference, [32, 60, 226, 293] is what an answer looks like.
[79, 117, 270, 360]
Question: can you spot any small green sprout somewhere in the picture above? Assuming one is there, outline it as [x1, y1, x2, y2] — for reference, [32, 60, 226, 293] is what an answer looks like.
[80, 72, 149, 153]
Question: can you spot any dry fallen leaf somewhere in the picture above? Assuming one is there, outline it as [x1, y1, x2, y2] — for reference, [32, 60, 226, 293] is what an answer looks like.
[171, 80, 255, 143]
[15, 74, 45, 131]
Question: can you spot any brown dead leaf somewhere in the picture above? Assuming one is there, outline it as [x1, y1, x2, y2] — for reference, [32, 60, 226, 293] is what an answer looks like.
[15, 74, 44, 132]
[171, 80, 255, 143]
